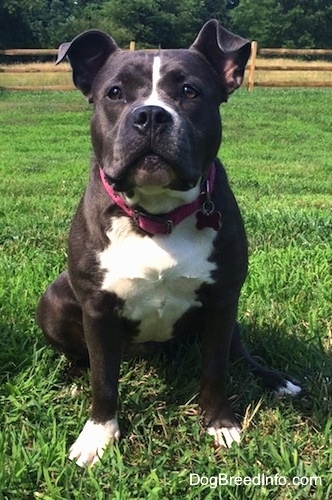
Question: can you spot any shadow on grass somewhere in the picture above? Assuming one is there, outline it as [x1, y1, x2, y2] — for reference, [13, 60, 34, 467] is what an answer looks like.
[113, 321, 330, 437]
[3, 314, 328, 442]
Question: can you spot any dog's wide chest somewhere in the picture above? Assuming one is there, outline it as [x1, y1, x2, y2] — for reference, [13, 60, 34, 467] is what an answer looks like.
[98, 216, 216, 342]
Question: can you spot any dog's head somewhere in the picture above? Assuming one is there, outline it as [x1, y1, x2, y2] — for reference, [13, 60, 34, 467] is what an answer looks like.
[57, 20, 250, 196]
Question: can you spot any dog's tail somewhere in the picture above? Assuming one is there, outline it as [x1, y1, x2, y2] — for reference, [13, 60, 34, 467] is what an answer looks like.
[230, 323, 301, 394]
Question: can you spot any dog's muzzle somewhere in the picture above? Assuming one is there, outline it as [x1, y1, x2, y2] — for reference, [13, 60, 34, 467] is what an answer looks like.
[131, 154, 176, 187]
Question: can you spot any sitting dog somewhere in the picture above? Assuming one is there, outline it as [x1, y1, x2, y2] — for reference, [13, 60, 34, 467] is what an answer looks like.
[37, 19, 301, 467]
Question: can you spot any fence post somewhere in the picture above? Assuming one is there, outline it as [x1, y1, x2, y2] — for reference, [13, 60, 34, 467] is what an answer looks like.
[248, 41, 258, 91]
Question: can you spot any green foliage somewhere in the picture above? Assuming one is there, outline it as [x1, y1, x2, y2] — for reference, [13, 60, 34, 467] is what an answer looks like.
[85, 0, 230, 49]
[229, 0, 332, 48]
[0, 2, 34, 48]
[0, 0, 230, 49]
[229, 0, 284, 46]
[0, 88, 331, 498]
[1, 0, 104, 47]
[1, 0, 332, 49]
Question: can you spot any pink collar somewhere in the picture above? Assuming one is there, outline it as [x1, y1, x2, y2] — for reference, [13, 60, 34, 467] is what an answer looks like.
[99, 163, 221, 235]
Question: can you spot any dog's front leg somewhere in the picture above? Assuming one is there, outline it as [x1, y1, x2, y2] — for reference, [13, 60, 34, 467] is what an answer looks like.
[200, 300, 241, 449]
[69, 296, 123, 467]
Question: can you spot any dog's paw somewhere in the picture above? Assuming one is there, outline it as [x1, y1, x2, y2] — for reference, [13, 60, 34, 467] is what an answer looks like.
[207, 425, 241, 448]
[69, 418, 120, 467]
[275, 379, 302, 397]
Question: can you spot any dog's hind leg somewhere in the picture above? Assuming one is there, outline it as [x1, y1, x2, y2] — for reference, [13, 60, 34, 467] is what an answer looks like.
[230, 323, 301, 396]
[36, 270, 89, 365]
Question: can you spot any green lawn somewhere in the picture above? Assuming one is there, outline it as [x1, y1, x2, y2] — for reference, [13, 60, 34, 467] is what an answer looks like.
[0, 89, 331, 499]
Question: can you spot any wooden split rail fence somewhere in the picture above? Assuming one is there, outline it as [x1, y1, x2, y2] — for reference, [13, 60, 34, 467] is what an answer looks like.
[247, 42, 332, 90]
[0, 42, 332, 91]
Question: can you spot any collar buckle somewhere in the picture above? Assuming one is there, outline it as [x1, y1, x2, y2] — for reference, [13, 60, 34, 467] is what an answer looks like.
[134, 211, 174, 235]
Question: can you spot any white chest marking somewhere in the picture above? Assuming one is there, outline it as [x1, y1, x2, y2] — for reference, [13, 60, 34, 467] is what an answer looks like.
[99, 216, 216, 342]
[123, 180, 201, 215]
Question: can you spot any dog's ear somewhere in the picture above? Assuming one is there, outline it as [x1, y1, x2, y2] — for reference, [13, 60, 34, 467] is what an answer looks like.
[191, 19, 251, 101]
[56, 30, 119, 99]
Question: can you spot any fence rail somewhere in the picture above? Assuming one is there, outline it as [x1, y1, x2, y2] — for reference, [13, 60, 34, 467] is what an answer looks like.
[0, 43, 332, 91]
[247, 42, 332, 90]
[0, 48, 58, 56]
[259, 48, 332, 56]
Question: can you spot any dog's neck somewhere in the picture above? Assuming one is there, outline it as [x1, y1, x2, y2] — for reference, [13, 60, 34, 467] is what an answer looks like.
[99, 164, 221, 235]
[121, 182, 201, 214]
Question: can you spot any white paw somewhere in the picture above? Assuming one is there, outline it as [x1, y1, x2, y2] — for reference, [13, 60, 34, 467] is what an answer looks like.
[207, 425, 241, 448]
[69, 418, 120, 467]
[275, 380, 302, 397]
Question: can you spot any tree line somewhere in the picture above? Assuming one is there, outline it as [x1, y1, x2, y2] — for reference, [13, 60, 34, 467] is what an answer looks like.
[1, 0, 331, 50]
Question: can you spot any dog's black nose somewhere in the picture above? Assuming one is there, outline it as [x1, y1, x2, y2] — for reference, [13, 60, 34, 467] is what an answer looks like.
[131, 105, 172, 133]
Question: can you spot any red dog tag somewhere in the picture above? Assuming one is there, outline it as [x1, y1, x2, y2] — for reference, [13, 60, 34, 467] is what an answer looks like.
[196, 209, 222, 230]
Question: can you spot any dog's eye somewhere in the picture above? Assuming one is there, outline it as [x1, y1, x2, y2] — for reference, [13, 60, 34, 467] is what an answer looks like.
[183, 84, 199, 99]
[108, 86, 123, 100]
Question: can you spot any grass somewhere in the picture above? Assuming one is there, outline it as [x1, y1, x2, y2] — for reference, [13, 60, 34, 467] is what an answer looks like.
[0, 89, 331, 499]
[0, 57, 332, 89]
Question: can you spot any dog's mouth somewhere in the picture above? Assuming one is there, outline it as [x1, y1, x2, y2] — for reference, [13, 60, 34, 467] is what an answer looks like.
[130, 154, 176, 188]
[106, 153, 201, 194]
[107, 153, 177, 192]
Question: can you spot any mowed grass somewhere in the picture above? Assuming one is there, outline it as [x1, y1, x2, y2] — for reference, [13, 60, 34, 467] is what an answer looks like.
[0, 89, 331, 499]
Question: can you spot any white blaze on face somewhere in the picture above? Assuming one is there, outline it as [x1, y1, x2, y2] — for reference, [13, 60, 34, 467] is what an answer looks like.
[144, 55, 178, 119]
[146, 55, 161, 104]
